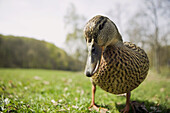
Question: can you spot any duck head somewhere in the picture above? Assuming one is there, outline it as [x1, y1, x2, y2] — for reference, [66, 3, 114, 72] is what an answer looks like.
[84, 15, 122, 77]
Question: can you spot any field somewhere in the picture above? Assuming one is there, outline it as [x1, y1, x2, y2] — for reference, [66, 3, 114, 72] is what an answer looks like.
[0, 68, 170, 113]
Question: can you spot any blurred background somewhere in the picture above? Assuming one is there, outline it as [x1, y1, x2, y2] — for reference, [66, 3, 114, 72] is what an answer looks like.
[0, 0, 169, 74]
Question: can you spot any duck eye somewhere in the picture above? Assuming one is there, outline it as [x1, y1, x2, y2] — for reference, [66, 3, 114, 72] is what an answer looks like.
[99, 25, 102, 30]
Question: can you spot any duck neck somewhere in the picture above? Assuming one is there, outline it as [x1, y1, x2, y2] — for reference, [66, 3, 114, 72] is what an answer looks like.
[109, 32, 123, 47]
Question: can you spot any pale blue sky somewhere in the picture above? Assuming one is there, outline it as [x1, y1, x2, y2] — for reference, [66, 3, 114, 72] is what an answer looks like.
[0, 0, 139, 48]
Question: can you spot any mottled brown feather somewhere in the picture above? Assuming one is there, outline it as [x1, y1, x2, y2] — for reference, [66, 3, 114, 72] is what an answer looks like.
[92, 42, 149, 94]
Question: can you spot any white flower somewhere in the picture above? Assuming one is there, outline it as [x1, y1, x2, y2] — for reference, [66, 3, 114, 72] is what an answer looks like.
[64, 87, 68, 92]
[51, 99, 58, 106]
[24, 87, 28, 90]
[43, 81, 49, 85]
[81, 90, 84, 95]
[4, 98, 10, 105]
[75, 97, 78, 101]
[68, 79, 72, 83]
[51, 99, 56, 104]
[34, 76, 41, 80]
[72, 105, 79, 109]
[58, 99, 62, 102]
[76, 89, 80, 93]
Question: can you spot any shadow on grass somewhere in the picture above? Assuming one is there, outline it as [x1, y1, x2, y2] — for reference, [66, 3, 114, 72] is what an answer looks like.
[115, 99, 170, 113]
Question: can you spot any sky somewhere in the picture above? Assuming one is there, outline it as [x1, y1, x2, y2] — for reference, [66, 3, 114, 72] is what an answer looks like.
[0, 0, 139, 49]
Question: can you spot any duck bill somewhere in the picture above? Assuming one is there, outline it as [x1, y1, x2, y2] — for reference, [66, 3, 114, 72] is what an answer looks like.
[84, 41, 103, 77]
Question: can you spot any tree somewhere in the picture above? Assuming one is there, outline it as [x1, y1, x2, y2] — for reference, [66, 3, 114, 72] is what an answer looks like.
[126, 11, 152, 50]
[126, 0, 170, 73]
[144, 0, 170, 73]
[64, 3, 87, 64]
[0, 34, 83, 71]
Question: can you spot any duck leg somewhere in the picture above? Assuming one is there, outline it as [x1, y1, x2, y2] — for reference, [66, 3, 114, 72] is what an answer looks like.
[88, 84, 98, 109]
[88, 84, 108, 112]
[122, 92, 131, 113]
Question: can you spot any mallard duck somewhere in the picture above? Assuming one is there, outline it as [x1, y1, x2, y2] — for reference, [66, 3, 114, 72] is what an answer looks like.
[84, 15, 149, 113]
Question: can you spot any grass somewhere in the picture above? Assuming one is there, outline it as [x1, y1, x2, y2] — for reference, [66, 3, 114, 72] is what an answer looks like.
[0, 68, 170, 113]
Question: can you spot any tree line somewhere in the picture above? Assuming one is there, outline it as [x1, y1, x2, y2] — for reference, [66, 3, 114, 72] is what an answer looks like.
[0, 34, 84, 71]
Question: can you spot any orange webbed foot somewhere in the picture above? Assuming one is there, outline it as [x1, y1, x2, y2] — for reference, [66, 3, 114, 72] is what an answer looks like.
[88, 103, 109, 113]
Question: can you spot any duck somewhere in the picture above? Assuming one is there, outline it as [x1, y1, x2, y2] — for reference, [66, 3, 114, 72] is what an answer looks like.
[84, 15, 149, 113]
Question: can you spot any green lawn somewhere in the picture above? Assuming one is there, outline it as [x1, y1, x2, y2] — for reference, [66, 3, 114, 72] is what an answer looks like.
[0, 68, 170, 113]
